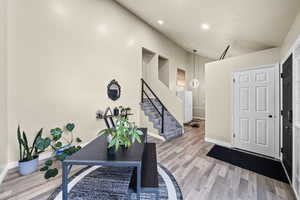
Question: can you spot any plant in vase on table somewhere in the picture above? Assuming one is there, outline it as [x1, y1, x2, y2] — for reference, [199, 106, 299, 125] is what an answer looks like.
[39, 123, 82, 179]
[98, 117, 144, 152]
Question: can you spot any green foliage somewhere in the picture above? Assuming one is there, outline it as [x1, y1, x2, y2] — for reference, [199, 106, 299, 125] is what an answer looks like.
[40, 123, 82, 180]
[66, 123, 75, 132]
[36, 137, 51, 152]
[98, 117, 143, 151]
[76, 137, 82, 143]
[50, 128, 63, 141]
[45, 160, 53, 166]
[44, 168, 58, 179]
[17, 126, 46, 162]
[17, 123, 82, 179]
[40, 166, 49, 171]
[54, 141, 63, 148]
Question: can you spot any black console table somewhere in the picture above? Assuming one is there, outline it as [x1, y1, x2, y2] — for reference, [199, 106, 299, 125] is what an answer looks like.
[62, 136, 144, 200]
[62, 128, 157, 200]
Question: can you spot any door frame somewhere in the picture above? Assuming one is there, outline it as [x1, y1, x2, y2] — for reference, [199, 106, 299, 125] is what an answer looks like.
[231, 64, 280, 159]
[280, 36, 300, 187]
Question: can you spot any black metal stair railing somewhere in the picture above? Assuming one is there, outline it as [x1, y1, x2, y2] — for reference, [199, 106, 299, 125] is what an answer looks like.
[141, 78, 166, 134]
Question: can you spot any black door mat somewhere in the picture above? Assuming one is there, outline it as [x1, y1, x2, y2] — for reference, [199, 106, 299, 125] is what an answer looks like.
[207, 145, 289, 183]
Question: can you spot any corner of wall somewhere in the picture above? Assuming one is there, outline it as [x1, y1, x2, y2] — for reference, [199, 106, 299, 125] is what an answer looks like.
[280, 11, 300, 58]
[0, 0, 8, 183]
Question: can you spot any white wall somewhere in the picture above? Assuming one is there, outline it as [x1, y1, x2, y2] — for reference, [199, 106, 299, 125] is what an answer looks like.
[6, 0, 189, 162]
[0, 0, 7, 173]
[187, 54, 213, 119]
[281, 11, 300, 58]
[205, 48, 280, 144]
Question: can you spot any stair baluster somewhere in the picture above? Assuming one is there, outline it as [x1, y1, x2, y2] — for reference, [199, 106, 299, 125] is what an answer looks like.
[140, 78, 182, 140]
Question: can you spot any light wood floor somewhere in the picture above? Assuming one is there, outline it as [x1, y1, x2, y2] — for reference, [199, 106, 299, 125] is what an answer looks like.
[0, 121, 295, 200]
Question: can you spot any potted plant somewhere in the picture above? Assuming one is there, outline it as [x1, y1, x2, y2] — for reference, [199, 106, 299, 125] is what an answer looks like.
[40, 123, 82, 179]
[98, 117, 144, 153]
[17, 126, 49, 176]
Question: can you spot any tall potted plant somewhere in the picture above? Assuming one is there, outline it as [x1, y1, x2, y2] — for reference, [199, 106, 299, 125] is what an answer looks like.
[17, 126, 49, 176]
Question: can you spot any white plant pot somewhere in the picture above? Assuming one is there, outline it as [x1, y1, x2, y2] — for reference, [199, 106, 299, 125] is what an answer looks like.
[18, 157, 39, 176]
[106, 135, 113, 143]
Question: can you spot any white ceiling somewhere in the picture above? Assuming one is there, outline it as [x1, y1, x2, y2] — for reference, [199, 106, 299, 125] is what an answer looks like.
[115, 0, 300, 59]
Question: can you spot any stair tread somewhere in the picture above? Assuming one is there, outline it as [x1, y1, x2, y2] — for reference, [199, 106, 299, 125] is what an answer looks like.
[140, 100, 182, 141]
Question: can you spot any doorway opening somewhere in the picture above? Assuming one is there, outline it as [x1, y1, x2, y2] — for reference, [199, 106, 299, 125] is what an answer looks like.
[282, 54, 293, 182]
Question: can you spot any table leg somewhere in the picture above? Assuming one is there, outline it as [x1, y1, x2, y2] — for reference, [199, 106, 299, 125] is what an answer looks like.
[68, 165, 73, 174]
[136, 165, 141, 200]
[62, 163, 69, 200]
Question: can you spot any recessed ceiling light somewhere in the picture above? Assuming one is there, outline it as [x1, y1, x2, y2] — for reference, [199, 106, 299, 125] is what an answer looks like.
[201, 23, 210, 30]
[157, 20, 164, 25]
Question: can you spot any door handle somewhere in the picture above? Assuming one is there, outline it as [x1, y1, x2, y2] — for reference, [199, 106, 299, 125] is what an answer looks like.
[268, 115, 273, 118]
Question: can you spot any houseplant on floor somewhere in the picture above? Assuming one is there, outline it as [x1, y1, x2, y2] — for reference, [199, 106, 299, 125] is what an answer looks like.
[17, 126, 49, 176]
[40, 123, 82, 179]
[98, 116, 144, 153]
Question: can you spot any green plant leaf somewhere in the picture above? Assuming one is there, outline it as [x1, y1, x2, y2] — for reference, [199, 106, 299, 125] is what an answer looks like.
[76, 137, 82, 143]
[40, 166, 48, 171]
[36, 137, 51, 151]
[136, 130, 143, 135]
[54, 142, 62, 148]
[50, 127, 63, 141]
[22, 131, 31, 160]
[57, 154, 66, 161]
[64, 146, 80, 155]
[66, 123, 75, 132]
[136, 135, 141, 143]
[31, 128, 43, 155]
[44, 168, 58, 179]
[17, 126, 23, 161]
[45, 159, 53, 166]
[98, 128, 113, 136]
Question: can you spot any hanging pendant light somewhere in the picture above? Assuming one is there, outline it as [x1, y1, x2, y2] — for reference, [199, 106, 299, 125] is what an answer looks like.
[189, 49, 200, 89]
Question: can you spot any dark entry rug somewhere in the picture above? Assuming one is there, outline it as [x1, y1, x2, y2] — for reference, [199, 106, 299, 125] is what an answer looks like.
[47, 164, 183, 200]
[207, 145, 289, 183]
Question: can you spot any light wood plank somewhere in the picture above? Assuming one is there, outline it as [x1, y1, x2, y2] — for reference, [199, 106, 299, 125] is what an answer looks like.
[0, 120, 295, 200]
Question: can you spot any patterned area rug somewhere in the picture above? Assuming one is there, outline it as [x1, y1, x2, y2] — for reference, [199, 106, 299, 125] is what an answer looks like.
[48, 164, 183, 200]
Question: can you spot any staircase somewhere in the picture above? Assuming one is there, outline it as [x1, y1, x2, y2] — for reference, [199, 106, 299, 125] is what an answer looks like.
[140, 79, 183, 141]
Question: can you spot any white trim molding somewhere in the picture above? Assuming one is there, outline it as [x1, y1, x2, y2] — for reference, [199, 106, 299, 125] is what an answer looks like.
[205, 137, 232, 148]
[0, 164, 9, 184]
[148, 131, 165, 141]
[7, 151, 53, 170]
[5, 140, 92, 173]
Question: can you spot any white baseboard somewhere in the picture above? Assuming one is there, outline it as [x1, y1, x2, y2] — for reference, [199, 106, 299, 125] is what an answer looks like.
[7, 151, 53, 170]
[281, 162, 298, 200]
[0, 140, 93, 184]
[0, 164, 9, 184]
[148, 131, 165, 141]
[205, 137, 232, 148]
[6, 140, 91, 171]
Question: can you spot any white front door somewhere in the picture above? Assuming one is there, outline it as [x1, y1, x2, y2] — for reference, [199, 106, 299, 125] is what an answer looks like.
[234, 66, 276, 157]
